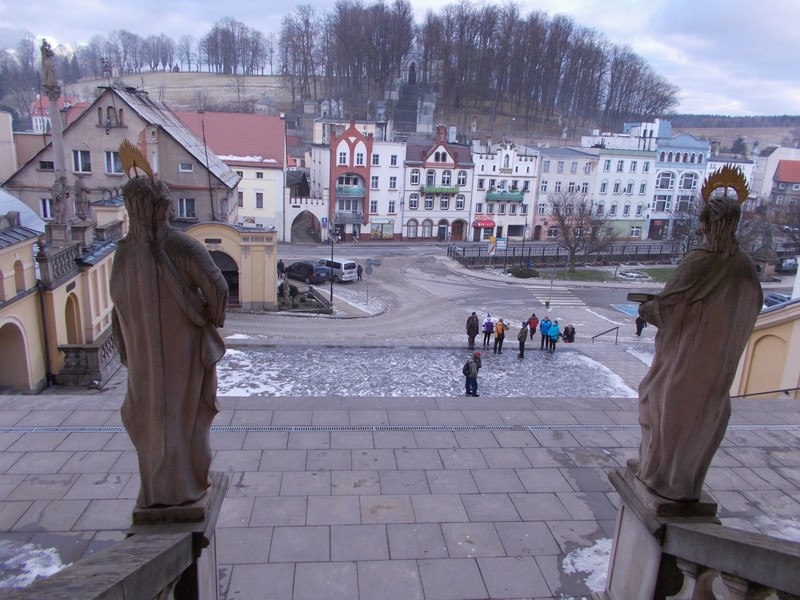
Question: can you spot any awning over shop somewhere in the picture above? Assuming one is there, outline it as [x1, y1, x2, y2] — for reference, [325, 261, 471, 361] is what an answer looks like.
[472, 219, 496, 228]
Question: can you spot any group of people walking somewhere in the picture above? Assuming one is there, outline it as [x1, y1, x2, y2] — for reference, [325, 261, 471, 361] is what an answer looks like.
[463, 310, 577, 396]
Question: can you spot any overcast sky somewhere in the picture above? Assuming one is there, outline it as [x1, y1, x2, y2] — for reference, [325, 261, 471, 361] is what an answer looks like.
[1, 0, 798, 116]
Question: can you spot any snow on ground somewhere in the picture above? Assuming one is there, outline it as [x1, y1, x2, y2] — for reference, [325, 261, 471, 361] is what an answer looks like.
[753, 516, 800, 542]
[625, 347, 654, 367]
[330, 283, 386, 315]
[561, 538, 612, 594]
[217, 346, 637, 397]
[0, 540, 70, 589]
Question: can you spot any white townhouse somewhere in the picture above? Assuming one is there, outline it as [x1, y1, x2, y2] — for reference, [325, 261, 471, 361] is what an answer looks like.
[470, 139, 539, 242]
[533, 146, 599, 241]
[367, 140, 406, 240]
[402, 125, 474, 241]
[592, 148, 656, 240]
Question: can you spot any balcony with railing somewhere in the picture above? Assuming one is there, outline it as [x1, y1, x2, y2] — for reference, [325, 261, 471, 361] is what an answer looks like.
[420, 185, 459, 194]
[334, 211, 365, 224]
[335, 185, 366, 197]
[486, 190, 525, 201]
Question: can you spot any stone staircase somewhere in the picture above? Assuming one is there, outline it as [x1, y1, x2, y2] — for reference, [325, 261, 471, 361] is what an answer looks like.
[394, 83, 418, 134]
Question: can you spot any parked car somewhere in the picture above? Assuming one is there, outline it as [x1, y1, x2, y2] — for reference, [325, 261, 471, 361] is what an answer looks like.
[317, 258, 358, 282]
[763, 293, 792, 308]
[284, 261, 330, 285]
[775, 257, 798, 274]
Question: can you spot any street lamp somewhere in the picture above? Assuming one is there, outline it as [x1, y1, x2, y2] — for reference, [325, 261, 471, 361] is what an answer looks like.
[520, 222, 528, 267]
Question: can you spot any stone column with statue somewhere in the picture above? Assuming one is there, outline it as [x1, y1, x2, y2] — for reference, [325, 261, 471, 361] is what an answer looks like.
[602, 165, 763, 599]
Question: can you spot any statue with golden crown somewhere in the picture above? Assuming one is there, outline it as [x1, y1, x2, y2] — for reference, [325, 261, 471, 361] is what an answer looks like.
[629, 165, 763, 502]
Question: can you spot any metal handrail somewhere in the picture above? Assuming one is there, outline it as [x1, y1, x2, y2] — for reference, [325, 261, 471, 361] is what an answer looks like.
[731, 386, 800, 399]
[591, 326, 619, 344]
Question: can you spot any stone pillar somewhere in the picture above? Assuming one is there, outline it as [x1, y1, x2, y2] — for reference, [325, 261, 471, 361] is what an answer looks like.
[599, 469, 720, 600]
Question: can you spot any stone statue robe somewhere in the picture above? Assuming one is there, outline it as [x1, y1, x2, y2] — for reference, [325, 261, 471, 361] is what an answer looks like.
[110, 178, 228, 508]
[635, 245, 762, 501]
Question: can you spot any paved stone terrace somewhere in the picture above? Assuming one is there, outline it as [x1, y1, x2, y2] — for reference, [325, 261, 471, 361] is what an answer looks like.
[1, 384, 799, 599]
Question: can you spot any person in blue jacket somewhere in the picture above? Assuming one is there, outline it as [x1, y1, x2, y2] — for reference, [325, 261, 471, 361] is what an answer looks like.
[548, 319, 561, 353]
[539, 316, 551, 350]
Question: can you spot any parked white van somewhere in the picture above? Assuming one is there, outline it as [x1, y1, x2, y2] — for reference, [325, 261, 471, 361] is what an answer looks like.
[318, 258, 358, 282]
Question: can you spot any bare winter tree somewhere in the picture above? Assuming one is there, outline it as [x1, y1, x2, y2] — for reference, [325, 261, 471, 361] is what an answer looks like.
[548, 191, 615, 272]
[177, 35, 194, 72]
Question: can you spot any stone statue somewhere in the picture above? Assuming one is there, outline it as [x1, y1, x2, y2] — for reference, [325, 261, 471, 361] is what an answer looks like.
[110, 176, 228, 509]
[52, 175, 69, 224]
[40, 40, 57, 93]
[73, 178, 90, 220]
[631, 170, 762, 502]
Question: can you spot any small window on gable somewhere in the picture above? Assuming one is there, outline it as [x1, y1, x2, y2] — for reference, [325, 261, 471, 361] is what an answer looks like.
[179, 163, 194, 173]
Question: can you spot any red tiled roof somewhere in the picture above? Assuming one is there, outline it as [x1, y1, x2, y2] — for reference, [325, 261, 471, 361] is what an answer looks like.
[31, 95, 82, 116]
[775, 160, 800, 184]
[176, 111, 285, 169]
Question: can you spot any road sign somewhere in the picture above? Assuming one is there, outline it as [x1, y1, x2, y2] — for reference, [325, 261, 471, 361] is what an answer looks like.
[366, 259, 382, 267]
[365, 265, 374, 275]
[321, 217, 328, 224]
[496, 237, 508, 250]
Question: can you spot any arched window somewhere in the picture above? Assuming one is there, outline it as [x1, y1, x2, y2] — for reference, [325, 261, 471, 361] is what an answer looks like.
[426, 170, 435, 186]
[680, 173, 698, 190]
[682, 153, 689, 163]
[609, 202, 618, 216]
[97, 107, 103, 126]
[503, 155, 510, 168]
[14, 260, 24, 294]
[657, 172, 675, 190]
[697, 155, 703, 164]
[659, 151, 666, 162]
[667, 152, 674, 162]
[106, 106, 117, 126]
[0, 268, 5, 301]
[421, 219, 434, 238]
[407, 219, 418, 239]
[118, 108, 124, 126]
[595, 202, 604, 216]
[690, 153, 696, 163]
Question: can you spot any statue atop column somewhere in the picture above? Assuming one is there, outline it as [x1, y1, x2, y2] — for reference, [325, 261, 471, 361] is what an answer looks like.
[630, 165, 762, 502]
[110, 140, 229, 512]
[73, 177, 90, 221]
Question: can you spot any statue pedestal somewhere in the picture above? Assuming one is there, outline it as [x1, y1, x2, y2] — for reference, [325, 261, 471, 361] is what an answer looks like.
[599, 469, 719, 600]
[70, 219, 96, 250]
[46, 222, 70, 246]
[128, 471, 229, 600]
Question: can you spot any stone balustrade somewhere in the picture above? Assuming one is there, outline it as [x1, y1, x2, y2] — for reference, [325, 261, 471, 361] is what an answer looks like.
[36, 241, 80, 287]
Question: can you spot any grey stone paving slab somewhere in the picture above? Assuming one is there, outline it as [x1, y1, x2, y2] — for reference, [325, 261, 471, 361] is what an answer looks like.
[510, 492, 572, 521]
[471, 468, 525, 494]
[439, 448, 489, 470]
[8, 433, 70, 452]
[14, 411, 71, 427]
[495, 520, 561, 556]
[0, 474, 25, 501]
[418, 558, 488, 600]
[705, 467, 757, 491]
[741, 490, 800, 517]
[287, 431, 330, 450]
[380, 470, 430, 494]
[351, 449, 397, 470]
[242, 431, 288, 450]
[523, 447, 575, 468]
[373, 430, 417, 449]
[28, 530, 93, 564]
[480, 447, 532, 469]
[461, 493, 520, 522]
[311, 409, 350, 426]
[454, 430, 500, 448]
[442, 522, 506, 558]
[109, 450, 138, 473]
[330, 431, 374, 449]
[103, 433, 133, 452]
[532, 430, 580, 447]
[56, 432, 115, 452]
[270, 525, 329, 562]
[7, 451, 72, 475]
[516, 467, 574, 493]
[217, 496, 254, 528]
[424, 410, 468, 426]
[211, 450, 262, 472]
[563, 447, 619, 468]
[426, 470, 478, 494]
[493, 430, 540, 448]
[331, 470, 381, 495]
[735, 466, 797, 490]
[280, 470, 331, 495]
[272, 409, 313, 426]
[710, 490, 761, 517]
[388, 409, 429, 425]
[556, 491, 617, 521]
[478, 556, 551, 598]
[496, 410, 542, 425]
[259, 449, 307, 471]
[0, 412, 28, 427]
[350, 409, 389, 425]
[224, 563, 294, 600]
[226, 471, 282, 497]
[413, 431, 458, 449]
[229, 409, 273, 425]
[12, 499, 88, 532]
[307, 495, 361, 525]
[6, 474, 78, 501]
[59, 450, 123, 474]
[410, 494, 468, 523]
[770, 448, 800, 467]
[357, 559, 425, 600]
[63, 473, 131, 500]
[461, 410, 505, 426]
[73, 498, 134, 530]
[250, 496, 306, 526]
[387, 523, 448, 559]
[360, 494, 414, 524]
[331, 523, 389, 560]
[306, 449, 351, 471]
[215, 526, 271, 563]
[775, 467, 800, 487]
[561, 467, 615, 492]
[396, 448, 444, 470]
[294, 561, 357, 600]
[546, 519, 605, 553]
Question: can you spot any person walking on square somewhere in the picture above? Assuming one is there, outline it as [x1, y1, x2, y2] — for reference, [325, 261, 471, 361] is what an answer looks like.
[493, 318, 507, 354]
[277, 259, 285, 277]
[517, 321, 528, 358]
[539, 316, 551, 350]
[466, 311, 480, 350]
[528, 313, 539, 340]
[357, 264, 363, 281]
[562, 324, 576, 343]
[635, 315, 647, 336]
[548, 319, 561, 353]
[482, 313, 494, 347]
[464, 351, 481, 396]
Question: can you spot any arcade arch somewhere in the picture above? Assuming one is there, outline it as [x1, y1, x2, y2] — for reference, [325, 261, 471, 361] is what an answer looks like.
[0, 321, 29, 391]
